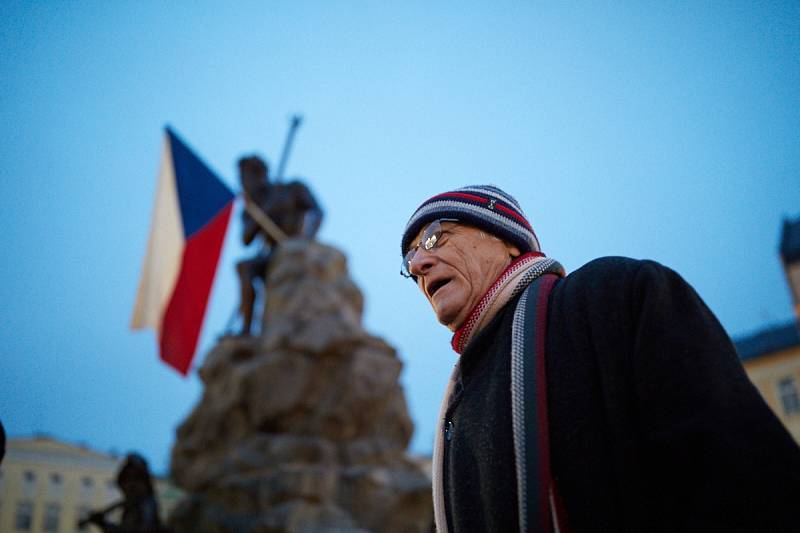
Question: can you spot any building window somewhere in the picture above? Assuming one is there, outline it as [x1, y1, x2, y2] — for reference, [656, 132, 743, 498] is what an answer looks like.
[47, 472, 64, 499]
[43, 503, 60, 532]
[22, 471, 36, 498]
[15, 500, 34, 531]
[778, 376, 800, 415]
[80, 476, 94, 501]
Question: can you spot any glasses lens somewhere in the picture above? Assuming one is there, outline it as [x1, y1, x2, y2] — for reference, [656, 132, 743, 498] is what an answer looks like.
[422, 220, 443, 250]
[400, 220, 445, 278]
[423, 230, 439, 250]
[400, 249, 415, 278]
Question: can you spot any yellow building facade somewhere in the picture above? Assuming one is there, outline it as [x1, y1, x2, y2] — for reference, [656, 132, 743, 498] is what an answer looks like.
[735, 215, 800, 445]
[0, 436, 181, 533]
[737, 323, 800, 445]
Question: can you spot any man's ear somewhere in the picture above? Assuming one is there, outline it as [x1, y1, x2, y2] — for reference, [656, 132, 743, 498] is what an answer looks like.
[507, 243, 521, 258]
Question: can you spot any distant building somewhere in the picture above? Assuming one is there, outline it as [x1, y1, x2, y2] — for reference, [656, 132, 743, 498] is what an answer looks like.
[780, 216, 800, 317]
[735, 215, 800, 445]
[0, 436, 182, 533]
[736, 321, 800, 443]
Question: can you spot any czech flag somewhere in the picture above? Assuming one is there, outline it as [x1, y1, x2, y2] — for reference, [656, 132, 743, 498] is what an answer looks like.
[131, 127, 234, 375]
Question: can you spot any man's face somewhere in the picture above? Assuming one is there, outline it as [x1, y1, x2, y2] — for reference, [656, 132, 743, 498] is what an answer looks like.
[407, 221, 520, 331]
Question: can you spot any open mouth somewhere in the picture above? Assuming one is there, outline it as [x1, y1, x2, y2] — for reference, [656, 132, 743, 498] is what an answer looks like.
[428, 278, 451, 297]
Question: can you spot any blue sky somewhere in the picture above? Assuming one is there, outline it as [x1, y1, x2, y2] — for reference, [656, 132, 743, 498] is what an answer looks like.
[1, 2, 798, 474]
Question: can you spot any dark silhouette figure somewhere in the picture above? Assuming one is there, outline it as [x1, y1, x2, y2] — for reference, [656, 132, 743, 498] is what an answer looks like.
[236, 155, 322, 335]
[80, 454, 166, 532]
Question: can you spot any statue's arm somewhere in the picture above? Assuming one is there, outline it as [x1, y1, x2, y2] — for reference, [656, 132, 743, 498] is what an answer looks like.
[242, 212, 260, 246]
[302, 210, 322, 239]
[298, 185, 323, 238]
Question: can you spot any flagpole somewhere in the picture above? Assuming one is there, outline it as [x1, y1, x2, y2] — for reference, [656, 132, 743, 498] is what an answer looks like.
[241, 192, 288, 243]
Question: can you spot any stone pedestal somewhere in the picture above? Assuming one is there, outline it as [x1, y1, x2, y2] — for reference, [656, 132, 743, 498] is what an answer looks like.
[169, 240, 432, 532]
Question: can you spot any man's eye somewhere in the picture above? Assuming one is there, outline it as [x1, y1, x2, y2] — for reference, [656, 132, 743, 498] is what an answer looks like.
[437, 231, 452, 244]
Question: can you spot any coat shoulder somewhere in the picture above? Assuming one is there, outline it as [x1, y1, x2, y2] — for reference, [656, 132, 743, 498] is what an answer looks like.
[562, 256, 681, 290]
[567, 255, 671, 278]
[553, 256, 687, 321]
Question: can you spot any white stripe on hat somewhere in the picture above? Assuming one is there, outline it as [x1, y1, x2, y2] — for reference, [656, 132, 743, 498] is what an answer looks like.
[457, 185, 525, 212]
[407, 200, 540, 251]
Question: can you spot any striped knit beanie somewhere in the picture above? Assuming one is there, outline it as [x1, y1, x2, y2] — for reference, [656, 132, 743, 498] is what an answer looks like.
[401, 185, 541, 257]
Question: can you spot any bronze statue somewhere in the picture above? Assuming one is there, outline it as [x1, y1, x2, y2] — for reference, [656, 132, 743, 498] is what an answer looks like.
[236, 155, 322, 335]
[80, 453, 166, 532]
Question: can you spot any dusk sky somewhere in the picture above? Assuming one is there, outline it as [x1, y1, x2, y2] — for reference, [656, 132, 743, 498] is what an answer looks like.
[1, 2, 798, 474]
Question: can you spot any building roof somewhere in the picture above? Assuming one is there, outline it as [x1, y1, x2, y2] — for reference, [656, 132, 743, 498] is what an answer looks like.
[6, 435, 121, 471]
[781, 216, 800, 263]
[735, 320, 800, 361]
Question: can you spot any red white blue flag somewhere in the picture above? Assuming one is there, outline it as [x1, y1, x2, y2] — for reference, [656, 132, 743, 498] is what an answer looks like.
[131, 127, 234, 375]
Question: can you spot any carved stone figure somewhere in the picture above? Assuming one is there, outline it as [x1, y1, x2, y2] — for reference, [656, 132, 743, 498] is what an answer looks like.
[80, 454, 166, 532]
[236, 156, 322, 335]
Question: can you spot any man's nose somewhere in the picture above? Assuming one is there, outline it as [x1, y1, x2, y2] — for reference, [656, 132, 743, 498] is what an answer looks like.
[408, 248, 437, 276]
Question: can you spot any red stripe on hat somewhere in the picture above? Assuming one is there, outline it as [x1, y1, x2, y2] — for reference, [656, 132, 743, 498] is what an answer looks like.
[423, 189, 540, 250]
[430, 191, 533, 231]
[430, 191, 489, 204]
[495, 203, 533, 231]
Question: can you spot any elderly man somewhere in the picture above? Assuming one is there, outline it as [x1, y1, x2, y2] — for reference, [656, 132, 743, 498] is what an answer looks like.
[401, 185, 800, 533]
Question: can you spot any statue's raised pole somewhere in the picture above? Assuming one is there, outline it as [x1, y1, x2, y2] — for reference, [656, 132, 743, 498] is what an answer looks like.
[241, 193, 288, 244]
[274, 114, 303, 183]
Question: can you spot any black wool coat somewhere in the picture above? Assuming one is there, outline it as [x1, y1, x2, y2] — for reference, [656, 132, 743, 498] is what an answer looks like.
[444, 257, 800, 533]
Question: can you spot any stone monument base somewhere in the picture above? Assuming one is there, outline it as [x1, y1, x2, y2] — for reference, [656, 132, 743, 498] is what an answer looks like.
[169, 241, 432, 532]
